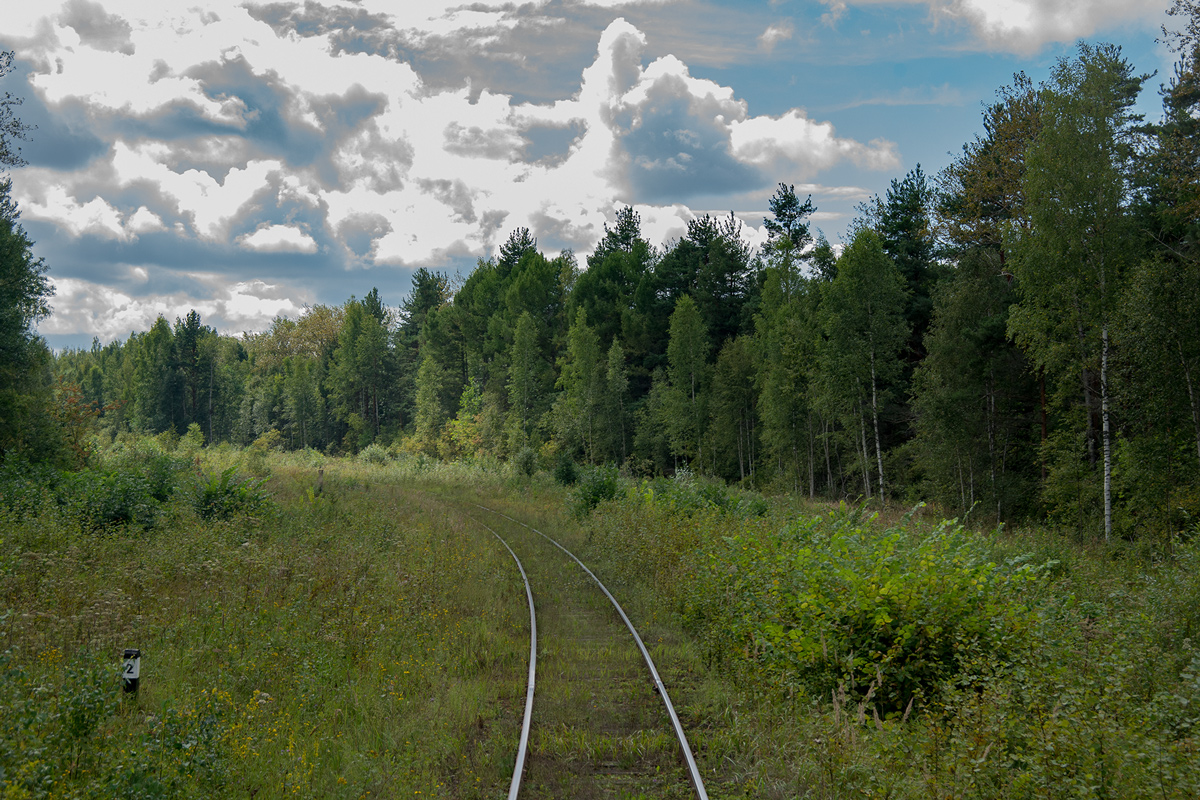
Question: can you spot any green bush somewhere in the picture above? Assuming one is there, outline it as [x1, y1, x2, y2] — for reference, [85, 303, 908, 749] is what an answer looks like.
[552, 451, 580, 486]
[186, 466, 272, 520]
[569, 464, 621, 517]
[0, 455, 62, 517]
[685, 507, 1048, 712]
[634, 470, 769, 518]
[513, 446, 538, 479]
[60, 468, 161, 529]
[101, 442, 188, 502]
[358, 442, 390, 465]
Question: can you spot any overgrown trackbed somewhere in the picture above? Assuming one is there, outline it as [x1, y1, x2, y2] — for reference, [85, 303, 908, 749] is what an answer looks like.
[429, 489, 709, 799]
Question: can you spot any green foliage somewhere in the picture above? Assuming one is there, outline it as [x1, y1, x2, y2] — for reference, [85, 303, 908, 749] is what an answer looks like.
[0, 176, 57, 466]
[55, 444, 188, 529]
[819, 229, 910, 500]
[691, 509, 1044, 711]
[358, 441, 390, 465]
[909, 247, 1037, 522]
[185, 466, 272, 520]
[551, 308, 603, 460]
[0, 454, 61, 517]
[569, 463, 621, 517]
[665, 295, 708, 464]
[632, 467, 769, 518]
[513, 445, 538, 478]
[507, 311, 548, 451]
[1006, 42, 1148, 539]
[553, 450, 580, 486]
[60, 467, 162, 529]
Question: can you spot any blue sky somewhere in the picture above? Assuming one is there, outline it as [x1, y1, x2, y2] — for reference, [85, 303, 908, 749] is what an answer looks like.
[0, 0, 1174, 349]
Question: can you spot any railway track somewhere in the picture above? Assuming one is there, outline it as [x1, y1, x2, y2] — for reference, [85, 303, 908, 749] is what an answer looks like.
[463, 501, 709, 800]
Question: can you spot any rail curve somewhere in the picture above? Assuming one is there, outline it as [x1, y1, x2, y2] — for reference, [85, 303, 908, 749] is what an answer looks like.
[472, 503, 709, 800]
[471, 517, 537, 800]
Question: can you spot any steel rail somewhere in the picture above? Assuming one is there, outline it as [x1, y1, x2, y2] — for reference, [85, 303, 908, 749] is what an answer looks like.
[475, 504, 709, 800]
[470, 517, 537, 800]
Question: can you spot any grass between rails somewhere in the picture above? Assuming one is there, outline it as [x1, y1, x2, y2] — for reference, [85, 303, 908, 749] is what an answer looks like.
[434, 493, 701, 799]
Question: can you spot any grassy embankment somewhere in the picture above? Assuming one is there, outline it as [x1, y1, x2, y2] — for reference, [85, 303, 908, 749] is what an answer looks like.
[3, 438, 1200, 798]
[0, 441, 542, 799]
[571, 470, 1200, 798]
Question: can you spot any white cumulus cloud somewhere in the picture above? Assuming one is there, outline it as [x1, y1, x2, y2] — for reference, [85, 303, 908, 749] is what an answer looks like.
[818, 0, 1160, 54]
[13, 3, 902, 340]
[730, 110, 899, 175]
[238, 224, 318, 253]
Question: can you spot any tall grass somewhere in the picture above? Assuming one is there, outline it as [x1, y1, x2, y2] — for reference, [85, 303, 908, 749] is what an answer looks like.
[0, 447, 533, 799]
[7, 437, 1199, 798]
[576, 475, 1200, 798]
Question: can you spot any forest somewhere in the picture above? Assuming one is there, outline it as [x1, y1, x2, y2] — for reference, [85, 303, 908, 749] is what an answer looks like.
[4, 20, 1200, 543]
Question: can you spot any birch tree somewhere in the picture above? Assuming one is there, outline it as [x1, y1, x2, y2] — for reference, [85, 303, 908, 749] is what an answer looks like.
[818, 230, 909, 502]
[1005, 42, 1147, 540]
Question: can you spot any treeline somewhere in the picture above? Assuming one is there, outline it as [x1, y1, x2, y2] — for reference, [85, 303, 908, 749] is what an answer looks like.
[38, 30, 1200, 538]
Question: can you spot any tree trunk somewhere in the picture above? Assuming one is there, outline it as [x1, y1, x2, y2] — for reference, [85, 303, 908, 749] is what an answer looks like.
[1101, 323, 1112, 541]
[208, 358, 214, 444]
[987, 371, 997, 500]
[823, 417, 833, 496]
[1077, 313, 1097, 468]
[808, 413, 816, 499]
[958, 453, 966, 513]
[1040, 369, 1047, 482]
[1179, 339, 1200, 468]
[870, 352, 885, 503]
[859, 403, 872, 499]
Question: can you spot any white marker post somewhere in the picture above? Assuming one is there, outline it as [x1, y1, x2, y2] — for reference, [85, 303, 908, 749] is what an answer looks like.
[122, 648, 141, 694]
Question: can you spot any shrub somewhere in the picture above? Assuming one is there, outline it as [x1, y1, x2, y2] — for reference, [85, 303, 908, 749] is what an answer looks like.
[178, 422, 205, 455]
[552, 451, 580, 486]
[633, 471, 769, 519]
[569, 464, 621, 517]
[106, 445, 185, 503]
[59, 468, 160, 529]
[186, 466, 272, 520]
[685, 508, 1047, 712]
[0, 455, 62, 517]
[513, 447, 538, 479]
[358, 443, 390, 465]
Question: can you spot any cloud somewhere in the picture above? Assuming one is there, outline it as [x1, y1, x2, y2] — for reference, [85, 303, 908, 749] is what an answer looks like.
[19, 182, 164, 240]
[9, 4, 900, 340]
[109, 141, 282, 240]
[238, 223, 318, 253]
[758, 21, 794, 52]
[815, 0, 1158, 54]
[40, 274, 310, 342]
[819, 1, 849, 26]
[941, 0, 1156, 54]
[59, 0, 135, 55]
[128, 206, 166, 234]
[22, 184, 128, 239]
[830, 83, 966, 110]
[729, 110, 900, 174]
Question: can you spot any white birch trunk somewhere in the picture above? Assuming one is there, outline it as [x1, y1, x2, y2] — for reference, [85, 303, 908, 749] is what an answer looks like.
[1102, 322, 1112, 541]
[870, 351, 885, 503]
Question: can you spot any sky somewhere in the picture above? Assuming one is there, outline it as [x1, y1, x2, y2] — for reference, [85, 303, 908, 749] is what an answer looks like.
[0, 0, 1176, 349]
